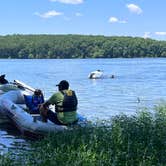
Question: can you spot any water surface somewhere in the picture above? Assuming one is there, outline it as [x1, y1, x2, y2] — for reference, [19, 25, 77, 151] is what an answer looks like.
[0, 58, 166, 152]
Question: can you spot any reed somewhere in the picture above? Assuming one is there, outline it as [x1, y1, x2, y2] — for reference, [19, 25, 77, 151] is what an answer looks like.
[1, 104, 166, 166]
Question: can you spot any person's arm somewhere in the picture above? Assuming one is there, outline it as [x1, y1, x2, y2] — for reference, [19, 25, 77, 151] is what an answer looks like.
[43, 93, 57, 108]
[43, 101, 51, 108]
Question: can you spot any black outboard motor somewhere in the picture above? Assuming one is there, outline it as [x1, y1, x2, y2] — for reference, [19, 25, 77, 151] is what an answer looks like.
[0, 74, 9, 84]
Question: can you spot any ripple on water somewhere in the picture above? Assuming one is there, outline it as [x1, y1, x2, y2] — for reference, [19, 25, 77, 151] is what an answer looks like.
[0, 114, 31, 155]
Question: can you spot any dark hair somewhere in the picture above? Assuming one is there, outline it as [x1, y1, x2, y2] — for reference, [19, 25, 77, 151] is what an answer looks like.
[56, 80, 69, 90]
[34, 89, 43, 96]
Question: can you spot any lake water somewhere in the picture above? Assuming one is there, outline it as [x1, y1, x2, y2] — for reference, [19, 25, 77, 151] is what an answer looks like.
[0, 58, 166, 153]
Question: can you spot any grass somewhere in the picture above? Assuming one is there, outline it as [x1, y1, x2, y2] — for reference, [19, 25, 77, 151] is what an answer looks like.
[1, 104, 166, 166]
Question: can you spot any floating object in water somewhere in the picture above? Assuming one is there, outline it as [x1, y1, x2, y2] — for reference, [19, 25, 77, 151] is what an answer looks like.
[88, 70, 104, 79]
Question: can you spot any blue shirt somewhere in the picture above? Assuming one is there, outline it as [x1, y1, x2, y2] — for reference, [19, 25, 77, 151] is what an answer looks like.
[24, 95, 44, 114]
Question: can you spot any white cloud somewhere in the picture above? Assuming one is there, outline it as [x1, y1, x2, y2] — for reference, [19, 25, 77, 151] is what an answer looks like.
[126, 4, 142, 14]
[109, 17, 127, 24]
[109, 17, 118, 23]
[35, 10, 63, 18]
[75, 12, 83, 17]
[143, 32, 151, 39]
[49, 0, 83, 4]
[155, 32, 166, 36]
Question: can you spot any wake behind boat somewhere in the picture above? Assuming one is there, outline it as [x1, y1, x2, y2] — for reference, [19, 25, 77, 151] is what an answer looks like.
[0, 80, 87, 138]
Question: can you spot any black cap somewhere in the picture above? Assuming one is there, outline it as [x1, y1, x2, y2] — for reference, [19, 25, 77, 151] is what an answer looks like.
[56, 80, 69, 90]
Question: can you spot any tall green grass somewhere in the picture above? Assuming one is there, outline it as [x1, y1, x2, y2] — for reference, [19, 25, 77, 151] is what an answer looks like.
[1, 104, 166, 166]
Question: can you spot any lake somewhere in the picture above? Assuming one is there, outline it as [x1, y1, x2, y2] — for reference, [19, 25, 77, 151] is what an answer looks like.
[0, 58, 166, 153]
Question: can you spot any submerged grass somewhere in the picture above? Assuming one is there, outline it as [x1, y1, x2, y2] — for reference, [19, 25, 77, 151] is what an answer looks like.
[1, 104, 166, 166]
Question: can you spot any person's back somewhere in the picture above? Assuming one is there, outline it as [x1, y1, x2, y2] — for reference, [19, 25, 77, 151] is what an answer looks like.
[49, 89, 77, 124]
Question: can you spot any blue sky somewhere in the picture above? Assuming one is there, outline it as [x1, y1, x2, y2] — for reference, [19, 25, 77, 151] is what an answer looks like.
[0, 0, 166, 40]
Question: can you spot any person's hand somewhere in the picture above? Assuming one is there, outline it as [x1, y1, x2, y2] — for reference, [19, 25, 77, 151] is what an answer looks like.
[39, 104, 48, 116]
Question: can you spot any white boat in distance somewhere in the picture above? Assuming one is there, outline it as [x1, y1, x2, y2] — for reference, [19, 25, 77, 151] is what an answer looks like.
[88, 70, 104, 79]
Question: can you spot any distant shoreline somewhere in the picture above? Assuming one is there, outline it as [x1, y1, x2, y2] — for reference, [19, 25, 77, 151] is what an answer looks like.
[0, 34, 166, 59]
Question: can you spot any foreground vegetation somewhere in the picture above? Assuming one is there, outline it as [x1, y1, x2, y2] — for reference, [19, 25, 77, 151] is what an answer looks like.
[0, 34, 166, 59]
[0, 104, 166, 166]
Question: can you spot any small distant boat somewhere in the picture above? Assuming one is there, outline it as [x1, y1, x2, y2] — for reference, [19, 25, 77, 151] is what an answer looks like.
[88, 70, 104, 79]
[88, 71, 115, 79]
[0, 80, 87, 138]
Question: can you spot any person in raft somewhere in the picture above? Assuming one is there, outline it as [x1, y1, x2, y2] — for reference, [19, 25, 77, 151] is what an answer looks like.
[24, 89, 44, 114]
[40, 80, 78, 125]
[0, 74, 9, 84]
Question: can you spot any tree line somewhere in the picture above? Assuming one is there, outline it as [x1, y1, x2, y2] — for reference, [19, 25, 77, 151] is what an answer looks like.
[0, 34, 166, 59]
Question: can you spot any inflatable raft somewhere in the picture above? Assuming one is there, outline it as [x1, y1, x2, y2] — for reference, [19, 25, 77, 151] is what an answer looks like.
[0, 81, 87, 138]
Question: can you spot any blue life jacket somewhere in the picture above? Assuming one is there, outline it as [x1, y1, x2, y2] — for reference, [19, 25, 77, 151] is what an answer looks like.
[24, 95, 44, 114]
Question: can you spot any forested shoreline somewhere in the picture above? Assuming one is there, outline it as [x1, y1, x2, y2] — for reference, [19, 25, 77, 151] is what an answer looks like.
[0, 34, 166, 59]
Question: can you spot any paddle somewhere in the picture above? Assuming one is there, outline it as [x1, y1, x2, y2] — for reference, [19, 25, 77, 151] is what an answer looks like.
[13, 80, 35, 92]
